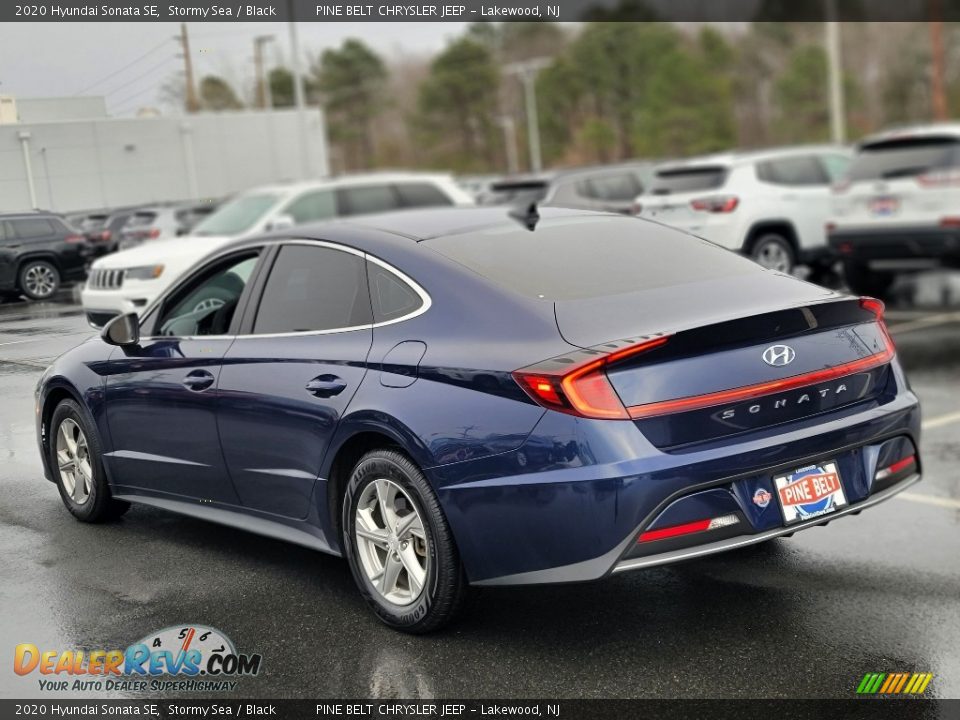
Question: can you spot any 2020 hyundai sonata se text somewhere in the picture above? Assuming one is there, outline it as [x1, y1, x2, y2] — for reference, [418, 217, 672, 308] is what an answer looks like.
[35, 206, 921, 632]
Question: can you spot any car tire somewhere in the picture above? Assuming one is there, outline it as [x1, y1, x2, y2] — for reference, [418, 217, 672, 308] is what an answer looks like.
[19, 260, 61, 300]
[342, 449, 466, 634]
[49, 399, 130, 523]
[749, 234, 796, 273]
[842, 260, 894, 298]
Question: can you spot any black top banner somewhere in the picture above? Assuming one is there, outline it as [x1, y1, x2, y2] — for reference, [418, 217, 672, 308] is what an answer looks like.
[6, 0, 960, 23]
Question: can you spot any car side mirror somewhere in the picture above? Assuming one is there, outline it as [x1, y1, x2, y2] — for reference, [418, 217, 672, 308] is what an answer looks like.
[266, 214, 295, 232]
[101, 313, 140, 347]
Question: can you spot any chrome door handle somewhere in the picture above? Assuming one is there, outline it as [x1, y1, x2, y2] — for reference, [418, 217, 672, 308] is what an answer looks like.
[182, 369, 215, 392]
[305, 375, 347, 398]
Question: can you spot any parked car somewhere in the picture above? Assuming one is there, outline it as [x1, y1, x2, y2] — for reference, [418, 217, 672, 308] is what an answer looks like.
[81, 174, 473, 327]
[38, 206, 920, 633]
[636, 146, 852, 275]
[117, 202, 220, 250]
[829, 124, 960, 297]
[68, 207, 143, 257]
[480, 162, 656, 214]
[0, 212, 90, 300]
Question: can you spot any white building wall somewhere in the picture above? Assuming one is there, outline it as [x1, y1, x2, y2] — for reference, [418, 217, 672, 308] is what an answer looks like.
[0, 108, 328, 213]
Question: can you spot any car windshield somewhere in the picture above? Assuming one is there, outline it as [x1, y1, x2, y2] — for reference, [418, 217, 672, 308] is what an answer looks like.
[847, 137, 960, 181]
[192, 193, 280, 236]
[650, 166, 728, 194]
[127, 212, 158, 227]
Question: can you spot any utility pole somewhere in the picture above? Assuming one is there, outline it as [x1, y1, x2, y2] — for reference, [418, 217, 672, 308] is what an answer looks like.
[254, 35, 275, 109]
[929, 0, 949, 121]
[178, 23, 200, 113]
[498, 116, 520, 175]
[505, 58, 551, 173]
[287, 0, 312, 178]
[824, 0, 846, 143]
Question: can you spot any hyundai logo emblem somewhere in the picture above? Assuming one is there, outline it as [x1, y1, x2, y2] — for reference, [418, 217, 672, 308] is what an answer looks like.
[762, 344, 796, 367]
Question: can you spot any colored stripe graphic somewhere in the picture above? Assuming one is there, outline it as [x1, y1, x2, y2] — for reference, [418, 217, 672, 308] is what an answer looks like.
[857, 672, 933, 695]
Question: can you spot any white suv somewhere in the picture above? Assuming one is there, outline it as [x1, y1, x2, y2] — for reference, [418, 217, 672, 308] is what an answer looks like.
[636, 146, 851, 275]
[81, 173, 473, 327]
[829, 124, 960, 297]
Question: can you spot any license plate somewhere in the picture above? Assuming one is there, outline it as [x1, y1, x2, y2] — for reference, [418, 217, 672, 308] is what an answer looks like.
[869, 196, 900, 217]
[773, 461, 848, 525]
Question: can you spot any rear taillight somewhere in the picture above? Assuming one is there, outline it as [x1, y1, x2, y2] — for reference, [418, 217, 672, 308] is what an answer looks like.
[831, 179, 851, 194]
[513, 336, 670, 420]
[860, 296, 895, 351]
[148, 228, 161, 239]
[690, 195, 739, 213]
[638, 514, 740, 543]
[826, 222, 837, 233]
[65, 234, 85, 244]
[630, 201, 643, 215]
[940, 217, 960, 227]
[100, 230, 112, 242]
[875, 454, 917, 481]
[918, 168, 960, 187]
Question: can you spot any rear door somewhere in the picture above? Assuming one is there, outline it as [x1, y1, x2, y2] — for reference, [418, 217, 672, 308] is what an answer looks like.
[216, 241, 373, 520]
[754, 154, 834, 248]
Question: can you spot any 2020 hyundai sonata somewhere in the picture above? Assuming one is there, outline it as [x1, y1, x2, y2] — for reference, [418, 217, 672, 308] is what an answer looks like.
[36, 206, 921, 632]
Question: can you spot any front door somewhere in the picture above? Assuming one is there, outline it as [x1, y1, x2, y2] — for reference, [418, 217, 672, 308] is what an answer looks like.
[103, 251, 262, 503]
[216, 242, 374, 519]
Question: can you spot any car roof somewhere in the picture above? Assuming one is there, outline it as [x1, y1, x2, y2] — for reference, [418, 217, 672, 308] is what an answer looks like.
[326, 205, 603, 242]
[655, 145, 848, 172]
[245, 172, 456, 197]
[858, 122, 960, 147]
[489, 162, 655, 188]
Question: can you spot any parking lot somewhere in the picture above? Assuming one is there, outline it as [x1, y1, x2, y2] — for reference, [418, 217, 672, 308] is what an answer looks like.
[1, 271, 958, 700]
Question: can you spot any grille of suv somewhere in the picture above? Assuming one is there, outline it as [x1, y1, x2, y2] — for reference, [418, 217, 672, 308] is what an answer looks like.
[87, 268, 125, 289]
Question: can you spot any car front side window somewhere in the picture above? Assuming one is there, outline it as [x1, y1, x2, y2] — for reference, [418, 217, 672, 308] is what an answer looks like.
[154, 253, 259, 338]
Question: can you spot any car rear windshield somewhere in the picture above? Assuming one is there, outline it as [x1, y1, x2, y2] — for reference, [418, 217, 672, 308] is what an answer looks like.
[193, 193, 280, 236]
[650, 166, 728, 194]
[128, 212, 158, 227]
[426, 215, 759, 301]
[848, 137, 960, 181]
[484, 181, 549, 205]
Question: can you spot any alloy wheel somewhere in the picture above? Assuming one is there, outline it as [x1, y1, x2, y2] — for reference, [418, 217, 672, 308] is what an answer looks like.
[753, 240, 793, 273]
[354, 478, 429, 606]
[24, 265, 57, 298]
[56, 418, 92, 505]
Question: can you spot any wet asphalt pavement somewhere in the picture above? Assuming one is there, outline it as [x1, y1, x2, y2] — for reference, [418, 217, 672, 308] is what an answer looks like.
[0, 276, 958, 700]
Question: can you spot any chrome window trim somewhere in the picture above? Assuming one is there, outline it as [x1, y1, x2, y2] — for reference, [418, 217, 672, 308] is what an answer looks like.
[139, 237, 432, 342]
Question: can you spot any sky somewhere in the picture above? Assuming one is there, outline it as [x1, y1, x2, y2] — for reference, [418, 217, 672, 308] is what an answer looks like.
[0, 22, 469, 116]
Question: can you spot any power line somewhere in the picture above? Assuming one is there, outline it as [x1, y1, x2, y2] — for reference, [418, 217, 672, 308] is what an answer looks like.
[102, 56, 177, 98]
[72, 38, 170, 96]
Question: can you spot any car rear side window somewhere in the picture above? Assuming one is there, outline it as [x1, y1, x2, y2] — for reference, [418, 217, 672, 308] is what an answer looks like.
[11, 218, 55, 239]
[284, 190, 337, 223]
[650, 167, 727, 194]
[395, 183, 453, 208]
[338, 185, 399, 216]
[254, 245, 372, 334]
[427, 215, 759, 301]
[368, 263, 424, 322]
[756, 156, 830, 186]
[847, 137, 960, 181]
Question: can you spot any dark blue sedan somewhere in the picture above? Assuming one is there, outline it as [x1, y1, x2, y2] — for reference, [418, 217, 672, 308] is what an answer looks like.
[35, 207, 921, 632]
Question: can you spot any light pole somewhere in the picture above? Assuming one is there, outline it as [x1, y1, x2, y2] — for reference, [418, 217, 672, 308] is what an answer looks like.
[287, 0, 312, 178]
[505, 58, 551, 173]
[825, 0, 846, 143]
[498, 116, 520, 175]
[254, 35, 275, 110]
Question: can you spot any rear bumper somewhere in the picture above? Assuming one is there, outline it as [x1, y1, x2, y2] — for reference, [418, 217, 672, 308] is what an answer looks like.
[829, 226, 960, 262]
[437, 374, 920, 586]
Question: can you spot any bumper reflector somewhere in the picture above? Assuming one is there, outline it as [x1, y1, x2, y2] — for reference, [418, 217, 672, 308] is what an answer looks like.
[638, 513, 740, 543]
[875, 454, 916, 481]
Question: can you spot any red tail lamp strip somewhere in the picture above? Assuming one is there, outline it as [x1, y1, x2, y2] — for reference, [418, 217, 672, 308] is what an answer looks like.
[628, 297, 895, 420]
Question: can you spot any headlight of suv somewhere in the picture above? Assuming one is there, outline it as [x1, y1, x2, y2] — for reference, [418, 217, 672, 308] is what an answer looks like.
[124, 265, 165, 280]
